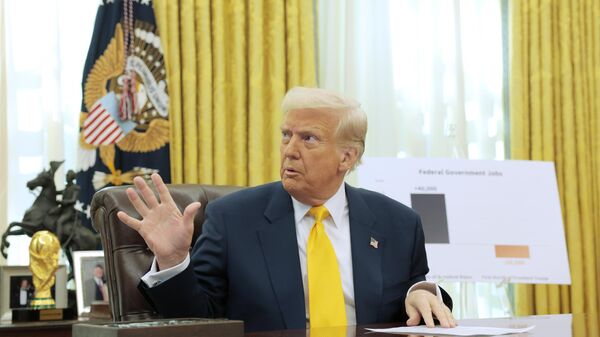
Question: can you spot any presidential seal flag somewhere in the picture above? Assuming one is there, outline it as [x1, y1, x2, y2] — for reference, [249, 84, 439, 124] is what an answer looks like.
[77, 0, 170, 229]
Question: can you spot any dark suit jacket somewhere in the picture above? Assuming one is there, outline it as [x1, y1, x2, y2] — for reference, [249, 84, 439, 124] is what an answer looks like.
[11, 286, 34, 308]
[85, 278, 105, 307]
[143, 182, 451, 332]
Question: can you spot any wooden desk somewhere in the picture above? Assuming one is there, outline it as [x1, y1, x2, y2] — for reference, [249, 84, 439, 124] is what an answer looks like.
[0, 319, 81, 337]
[247, 314, 598, 337]
[0, 314, 596, 337]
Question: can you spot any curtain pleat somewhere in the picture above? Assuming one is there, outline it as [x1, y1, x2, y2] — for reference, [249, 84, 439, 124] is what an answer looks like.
[196, 0, 213, 184]
[0, 0, 7, 264]
[154, 0, 316, 186]
[180, 0, 200, 183]
[510, 1, 600, 329]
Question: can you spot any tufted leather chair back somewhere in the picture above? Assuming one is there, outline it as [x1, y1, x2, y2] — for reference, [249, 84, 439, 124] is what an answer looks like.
[90, 184, 244, 321]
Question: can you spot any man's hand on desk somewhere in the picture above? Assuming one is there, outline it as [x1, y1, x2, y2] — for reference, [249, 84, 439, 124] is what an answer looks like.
[405, 289, 456, 328]
[116, 173, 201, 270]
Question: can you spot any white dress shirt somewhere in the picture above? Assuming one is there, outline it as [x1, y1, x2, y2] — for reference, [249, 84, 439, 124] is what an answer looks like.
[19, 288, 28, 306]
[142, 183, 442, 325]
[291, 182, 356, 324]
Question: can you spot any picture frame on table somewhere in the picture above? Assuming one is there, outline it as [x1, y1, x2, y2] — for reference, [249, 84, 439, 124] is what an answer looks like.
[73, 250, 108, 316]
[0, 265, 68, 321]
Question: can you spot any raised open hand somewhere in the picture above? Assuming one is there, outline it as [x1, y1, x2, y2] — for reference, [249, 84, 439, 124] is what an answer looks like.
[117, 173, 201, 270]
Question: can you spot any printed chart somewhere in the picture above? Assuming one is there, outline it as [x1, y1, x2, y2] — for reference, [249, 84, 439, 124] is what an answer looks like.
[358, 158, 571, 284]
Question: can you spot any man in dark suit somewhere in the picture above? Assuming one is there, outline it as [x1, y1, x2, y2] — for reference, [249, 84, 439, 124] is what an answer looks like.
[117, 87, 455, 332]
[11, 278, 34, 308]
[84, 264, 107, 306]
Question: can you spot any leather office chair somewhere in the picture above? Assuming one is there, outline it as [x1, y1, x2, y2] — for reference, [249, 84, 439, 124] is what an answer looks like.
[90, 184, 244, 321]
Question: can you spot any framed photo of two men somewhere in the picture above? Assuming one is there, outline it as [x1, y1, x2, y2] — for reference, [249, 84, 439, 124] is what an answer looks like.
[0, 264, 68, 321]
[73, 250, 108, 316]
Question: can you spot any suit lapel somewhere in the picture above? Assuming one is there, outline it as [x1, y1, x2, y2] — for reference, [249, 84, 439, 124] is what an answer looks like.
[256, 184, 306, 329]
[346, 184, 383, 324]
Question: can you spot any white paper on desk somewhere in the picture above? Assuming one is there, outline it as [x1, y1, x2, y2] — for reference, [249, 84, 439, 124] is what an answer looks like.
[365, 325, 535, 336]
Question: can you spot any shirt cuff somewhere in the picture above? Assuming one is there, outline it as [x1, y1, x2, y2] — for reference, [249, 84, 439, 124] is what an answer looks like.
[408, 281, 443, 303]
[141, 254, 190, 288]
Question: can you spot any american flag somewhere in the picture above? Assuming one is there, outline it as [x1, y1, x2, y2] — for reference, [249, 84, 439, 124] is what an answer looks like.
[83, 92, 135, 146]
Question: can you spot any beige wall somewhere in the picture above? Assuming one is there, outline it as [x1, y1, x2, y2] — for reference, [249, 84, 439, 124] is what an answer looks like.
[0, 0, 8, 265]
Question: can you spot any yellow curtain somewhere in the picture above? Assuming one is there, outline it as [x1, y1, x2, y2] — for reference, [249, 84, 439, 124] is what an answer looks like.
[0, 0, 7, 265]
[153, 0, 316, 186]
[510, 0, 600, 326]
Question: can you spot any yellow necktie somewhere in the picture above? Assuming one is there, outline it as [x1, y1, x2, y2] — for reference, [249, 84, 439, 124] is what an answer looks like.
[307, 205, 347, 328]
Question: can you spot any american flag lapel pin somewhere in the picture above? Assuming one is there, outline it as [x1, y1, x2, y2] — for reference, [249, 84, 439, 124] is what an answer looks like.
[370, 237, 379, 249]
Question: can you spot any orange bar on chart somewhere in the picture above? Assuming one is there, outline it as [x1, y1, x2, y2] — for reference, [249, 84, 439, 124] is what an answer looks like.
[495, 245, 530, 258]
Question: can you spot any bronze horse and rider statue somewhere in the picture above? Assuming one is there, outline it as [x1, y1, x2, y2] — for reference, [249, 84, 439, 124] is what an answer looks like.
[1, 161, 100, 277]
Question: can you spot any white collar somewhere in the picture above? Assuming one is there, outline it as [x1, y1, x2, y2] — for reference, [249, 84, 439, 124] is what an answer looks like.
[291, 183, 347, 228]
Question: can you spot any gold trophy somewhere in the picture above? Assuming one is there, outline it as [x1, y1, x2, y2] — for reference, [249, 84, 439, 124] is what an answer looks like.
[28, 230, 60, 308]
[11, 230, 76, 322]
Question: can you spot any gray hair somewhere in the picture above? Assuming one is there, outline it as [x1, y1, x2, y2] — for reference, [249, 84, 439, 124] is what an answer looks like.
[281, 87, 367, 169]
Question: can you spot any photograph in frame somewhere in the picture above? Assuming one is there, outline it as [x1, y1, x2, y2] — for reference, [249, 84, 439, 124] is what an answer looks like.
[0, 265, 68, 321]
[9, 275, 34, 309]
[73, 250, 107, 316]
